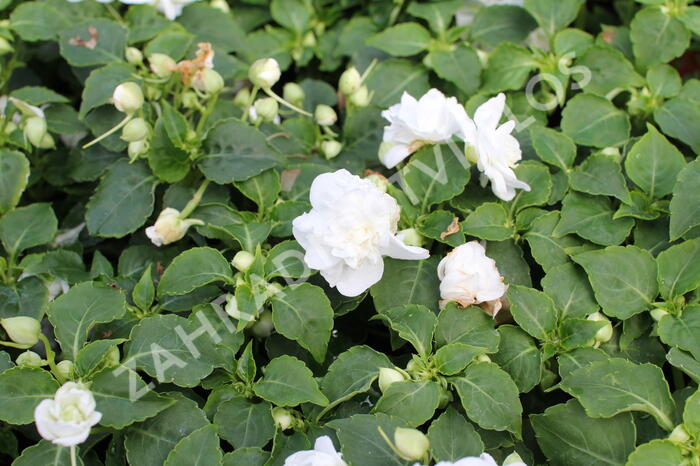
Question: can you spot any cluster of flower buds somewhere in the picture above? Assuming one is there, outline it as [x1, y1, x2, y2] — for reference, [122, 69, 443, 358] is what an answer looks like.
[111, 82, 149, 161]
[339, 66, 372, 107]
[2, 97, 54, 149]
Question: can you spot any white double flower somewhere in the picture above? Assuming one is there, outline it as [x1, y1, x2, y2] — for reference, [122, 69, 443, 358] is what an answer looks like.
[34, 382, 102, 447]
[284, 436, 347, 466]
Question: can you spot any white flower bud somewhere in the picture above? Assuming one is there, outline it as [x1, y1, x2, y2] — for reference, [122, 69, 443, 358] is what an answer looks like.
[16, 350, 46, 367]
[314, 104, 337, 126]
[253, 97, 279, 122]
[651, 308, 669, 322]
[24, 116, 47, 147]
[128, 140, 149, 162]
[587, 311, 613, 343]
[251, 309, 274, 338]
[121, 117, 149, 142]
[339, 67, 362, 95]
[37, 133, 55, 149]
[210, 0, 230, 13]
[272, 407, 293, 430]
[233, 88, 251, 107]
[394, 427, 429, 461]
[396, 229, 424, 248]
[125, 47, 143, 65]
[477, 354, 492, 363]
[232, 250, 255, 272]
[378, 367, 406, 393]
[54, 360, 74, 384]
[321, 140, 343, 159]
[283, 82, 305, 105]
[145, 207, 204, 246]
[1, 316, 41, 348]
[503, 452, 526, 465]
[249, 58, 281, 89]
[34, 382, 102, 446]
[364, 172, 389, 193]
[0, 37, 13, 55]
[669, 424, 691, 444]
[192, 68, 224, 94]
[149, 53, 176, 78]
[112, 82, 144, 114]
[349, 85, 371, 107]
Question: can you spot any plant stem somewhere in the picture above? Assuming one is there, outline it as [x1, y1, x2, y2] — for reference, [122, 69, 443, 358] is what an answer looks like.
[70, 446, 77, 466]
[263, 88, 312, 117]
[195, 91, 219, 134]
[82, 114, 133, 149]
[38, 333, 59, 376]
[179, 179, 211, 218]
[241, 86, 259, 123]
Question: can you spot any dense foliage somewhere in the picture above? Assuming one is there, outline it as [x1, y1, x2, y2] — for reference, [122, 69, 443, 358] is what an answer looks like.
[0, 0, 700, 465]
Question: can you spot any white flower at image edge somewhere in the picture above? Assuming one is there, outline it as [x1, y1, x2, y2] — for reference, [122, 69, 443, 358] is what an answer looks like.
[426, 452, 527, 466]
[284, 436, 347, 466]
[66, 0, 199, 20]
[460, 93, 530, 202]
[34, 382, 102, 447]
[292, 169, 429, 297]
[438, 241, 507, 316]
[380, 88, 468, 168]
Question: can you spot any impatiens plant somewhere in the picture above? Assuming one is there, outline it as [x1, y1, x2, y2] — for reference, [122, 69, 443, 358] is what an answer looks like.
[1, 0, 700, 465]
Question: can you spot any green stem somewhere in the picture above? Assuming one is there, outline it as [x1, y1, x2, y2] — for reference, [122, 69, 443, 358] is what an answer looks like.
[38, 333, 59, 376]
[263, 88, 312, 117]
[82, 114, 133, 149]
[70, 445, 77, 466]
[196, 91, 219, 134]
[241, 86, 259, 123]
[179, 179, 211, 218]
[387, 0, 406, 27]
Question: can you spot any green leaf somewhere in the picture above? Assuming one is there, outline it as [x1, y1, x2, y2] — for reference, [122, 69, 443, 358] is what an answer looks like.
[0, 150, 29, 214]
[59, 19, 127, 66]
[666, 348, 700, 384]
[656, 238, 700, 300]
[164, 424, 223, 466]
[264, 240, 312, 280]
[625, 124, 686, 199]
[625, 440, 685, 466]
[559, 318, 605, 351]
[371, 256, 440, 313]
[211, 222, 272, 252]
[144, 30, 194, 61]
[0, 203, 57, 256]
[492, 325, 541, 393]
[435, 303, 500, 353]
[531, 400, 636, 466]
[329, 414, 411, 466]
[507, 285, 558, 341]
[542, 262, 598, 319]
[124, 393, 209, 466]
[524, 0, 584, 36]
[486, 239, 532, 287]
[214, 396, 275, 448]
[9, 1, 70, 41]
[530, 126, 576, 171]
[254, 355, 329, 407]
[376, 305, 436, 357]
[86, 160, 157, 238]
[461, 203, 513, 241]
[669, 159, 700, 240]
[471, 5, 537, 47]
[573, 245, 658, 319]
[270, 283, 333, 363]
[508, 161, 553, 213]
[555, 192, 634, 246]
[47, 281, 126, 360]
[91, 366, 175, 429]
[13, 440, 83, 466]
[416, 210, 465, 247]
[374, 380, 440, 427]
[683, 388, 700, 437]
[148, 111, 190, 184]
[235, 169, 280, 211]
[177, 3, 245, 52]
[451, 362, 522, 436]
[270, 0, 311, 32]
[647, 64, 682, 99]
[158, 247, 232, 297]
[654, 98, 700, 154]
[0, 367, 58, 424]
[524, 211, 587, 271]
[223, 448, 269, 466]
[427, 406, 484, 462]
[560, 358, 675, 430]
[482, 43, 536, 93]
[561, 94, 630, 148]
[631, 7, 690, 67]
[657, 305, 700, 361]
[433, 343, 486, 376]
[199, 118, 282, 184]
[557, 346, 609, 380]
[74, 339, 125, 378]
[407, 0, 463, 34]
[133, 267, 155, 312]
[425, 44, 481, 95]
[79, 63, 136, 118]
[364, 59, 430, 109]
[366, 23, 431, 56]
[570, 153, 630, 203]
[125, 4, 168, 43]
[575, 45, 644, 96]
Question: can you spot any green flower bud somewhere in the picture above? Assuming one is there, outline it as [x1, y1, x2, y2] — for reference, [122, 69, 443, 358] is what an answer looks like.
[128, 140, 149, 162]
[248, 58, 281, 89]
[394, 427, 429, 461]
[121, 117, 149, 142]
[0, 37, 14, 55]
[651, 308, 669, 322]
[233, 88, 251, 107]
[24, 116, 47, 147]
[112, 82, 144, 114]
[587, 311, 613, 343]
[54, 360, 74, 384]
[302, 31, 316, 48]
[1, 316, 41, 348]
[144, 84, 162, 101]
[37, 133, 55, 149]
[193, 68, 224, 94]
[364, 172, 389, 193]
[504, 452, 526, 465]
[125, 47, 143, 65]
[232, 250, 255, 272]
[3, 120, 17, 134]
[349, 85, 371, 107]
[283, 82, 305, 106]
[251, 310, 274, 338]
[437, 385, 452, 409]
[16, 350, 46, 368]
[105, 346, 120, 367]
[272, 407, 293, 430]
[669, 424, 691, 444]
[378, 367, 406, 393]
[254, 97, 279, 122]
[182, 91, 198, 109]
[477, 354, 492, 363]
[210, 0, 230, 13]
[314, 104, 337, 126]
[396, 229, 424, 248]
[149, 53, 176, 78]
[321, 140, 343, 160]
[339, 67, 362, 95]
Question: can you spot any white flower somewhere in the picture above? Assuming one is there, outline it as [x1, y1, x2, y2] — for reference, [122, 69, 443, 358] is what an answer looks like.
[292, 170, 429, 297]
[47, 279, 70, 301]
[430, 452, 526, 466]
[455, 0, 524, 26]
[437, 241, 507, 316]
[459, 93, 530, 201]
[380, 89, 468, 168]
[145, 207, 204, 246]
[284, 436, 347, 466]
[34, 382, 102, 447]
[66, 1, 197, 20]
